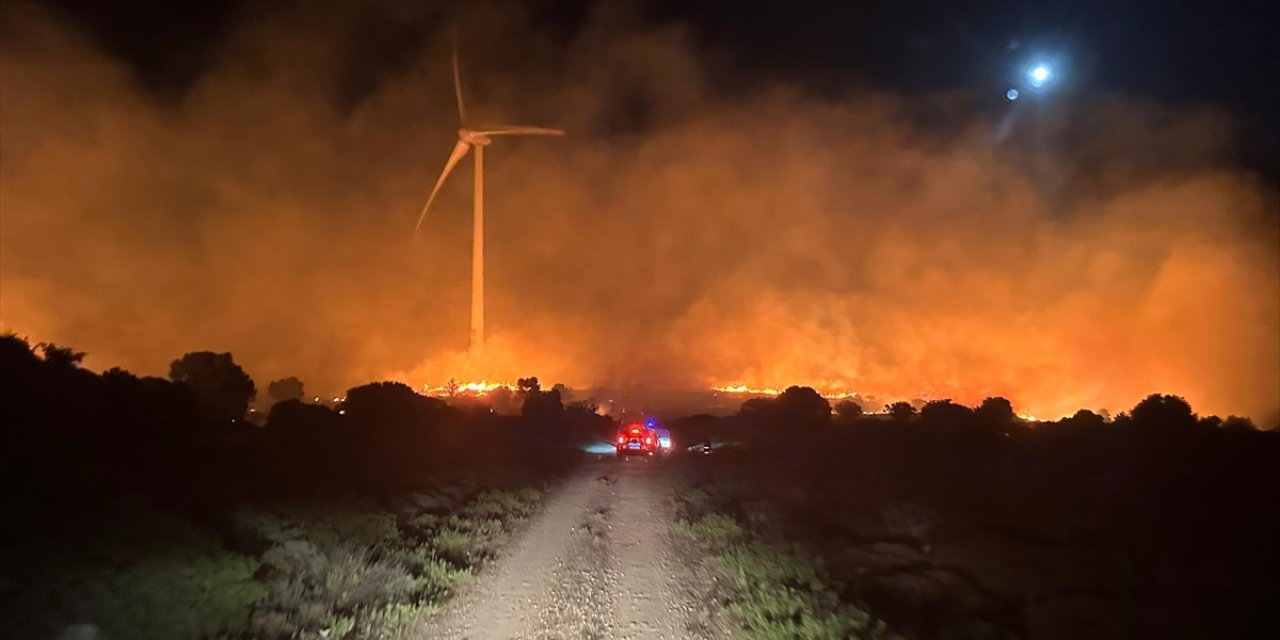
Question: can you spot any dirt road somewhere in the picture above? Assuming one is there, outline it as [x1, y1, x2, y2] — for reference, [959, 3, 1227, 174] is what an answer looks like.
[418, 458, 732, 640]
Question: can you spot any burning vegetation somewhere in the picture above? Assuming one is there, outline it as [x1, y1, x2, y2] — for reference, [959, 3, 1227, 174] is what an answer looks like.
[1, 2, 1277, 424]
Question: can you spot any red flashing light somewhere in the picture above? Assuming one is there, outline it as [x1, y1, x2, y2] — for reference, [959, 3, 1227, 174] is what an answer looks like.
[617, 436, 625, 444]
[644, 437, 652, 445]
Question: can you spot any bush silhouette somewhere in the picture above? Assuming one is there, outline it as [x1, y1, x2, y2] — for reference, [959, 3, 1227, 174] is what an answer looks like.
[740, 397, 776, 416]
[834, 400, 864, 421]
[776, 386, 831, 425]
[1060, 408, 1106, 429]
[169, 352, 256, 423]
[343, 381, 442, 426]
[521, 387, 564, 421]
[1130, 393, 1196, 429]
[885, 401, 916, 422]
[975, 396, 1015, 426]
[267, 399, 341, 433]
[920, 400, 975, 428]
[267, 377, 305, 403]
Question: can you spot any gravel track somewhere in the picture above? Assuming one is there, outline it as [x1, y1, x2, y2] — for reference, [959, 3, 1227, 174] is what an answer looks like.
[417, 458, 732, 640]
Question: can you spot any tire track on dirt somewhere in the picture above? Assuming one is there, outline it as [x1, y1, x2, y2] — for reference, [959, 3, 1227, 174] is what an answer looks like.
[417, 459, 731, 640]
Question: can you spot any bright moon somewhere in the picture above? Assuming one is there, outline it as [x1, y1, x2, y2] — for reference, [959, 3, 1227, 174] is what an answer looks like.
[1029, 64, 1051, 87]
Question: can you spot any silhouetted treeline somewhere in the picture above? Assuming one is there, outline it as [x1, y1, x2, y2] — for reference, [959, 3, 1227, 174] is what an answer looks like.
[671, 386, 1280, 639]
[0, 335, 610, 517]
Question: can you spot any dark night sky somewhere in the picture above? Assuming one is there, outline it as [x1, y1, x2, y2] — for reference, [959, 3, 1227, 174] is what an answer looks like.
[21, 0, 1280, 180]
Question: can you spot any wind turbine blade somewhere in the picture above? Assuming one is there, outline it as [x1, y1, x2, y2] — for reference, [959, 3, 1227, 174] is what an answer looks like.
[414, 139, 471, 238]
[452, 29, 467, 125]
[470, 125, 565, 137]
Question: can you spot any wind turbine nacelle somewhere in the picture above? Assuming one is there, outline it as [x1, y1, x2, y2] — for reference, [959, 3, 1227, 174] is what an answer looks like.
[460, 128, 492, 146]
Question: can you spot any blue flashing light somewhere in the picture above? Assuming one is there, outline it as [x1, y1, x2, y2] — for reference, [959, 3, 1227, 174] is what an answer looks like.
[1006, 88, 1019, 101]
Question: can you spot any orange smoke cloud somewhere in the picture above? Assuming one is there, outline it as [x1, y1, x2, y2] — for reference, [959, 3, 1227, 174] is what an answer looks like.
[1, 1, 1277, 423]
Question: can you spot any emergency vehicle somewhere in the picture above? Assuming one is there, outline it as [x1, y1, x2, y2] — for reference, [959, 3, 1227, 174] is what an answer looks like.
[616, 423, 658, 455]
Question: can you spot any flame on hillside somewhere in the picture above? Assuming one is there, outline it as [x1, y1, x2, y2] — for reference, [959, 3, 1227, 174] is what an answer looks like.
[421, 380, 515, 397]
[713, 384, 862, 400]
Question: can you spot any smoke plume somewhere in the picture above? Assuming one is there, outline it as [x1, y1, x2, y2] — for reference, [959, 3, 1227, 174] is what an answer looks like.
[2, 1, 1277, 422]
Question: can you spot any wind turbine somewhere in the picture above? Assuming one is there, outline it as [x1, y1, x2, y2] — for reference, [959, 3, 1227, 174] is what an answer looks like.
[414, 36, 563, 351]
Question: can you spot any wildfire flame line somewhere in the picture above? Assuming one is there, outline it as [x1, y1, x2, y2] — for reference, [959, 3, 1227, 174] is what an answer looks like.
[420, 380, 515, 397]
[412, 381, 1050, 421]
[712, 384, 863, 400]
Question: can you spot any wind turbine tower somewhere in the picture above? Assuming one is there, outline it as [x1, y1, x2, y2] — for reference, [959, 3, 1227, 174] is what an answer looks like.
[415, 36, 563, 351]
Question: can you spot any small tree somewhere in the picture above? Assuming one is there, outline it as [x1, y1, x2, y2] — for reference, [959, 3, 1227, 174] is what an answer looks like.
[920, 399, 975, 427]
[1223, 416, 1256, 431]
[551, 383, 571, 404]
[834, 400, 863, 421]
[516, 377, 541, 406]
[343, 381, 422, 424]
[739, 397, 776, 416]
[1061, 409, 1106, 429]
[776, 386, 831, 425]
[521, 386, 564, 422]
[267, 377, 305, 403]
[38, 342, 86, 369]
[1130, 394, 1196, 429]
[517, 377, 541, 395]
[169, 352, 256, 423]
[975, 396, 1015, 426]
[886, 401, 916, 422]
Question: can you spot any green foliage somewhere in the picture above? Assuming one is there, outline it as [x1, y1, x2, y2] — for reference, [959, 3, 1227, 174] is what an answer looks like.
[716, 540, 898, 639]
[63, 548, 264, 640]
[430, 517, 505, 568]
[236, 503, 401, 550]
[235, 486, 535, 639]
[346, 602, 441, 640]
[320, 547, 418, 611]
[463, 489, 539, 520]
[677, 513, 748, 550]
[397, 549, 472, 601]
[4, 513, 264, 640]
[677, 494, 900, 640]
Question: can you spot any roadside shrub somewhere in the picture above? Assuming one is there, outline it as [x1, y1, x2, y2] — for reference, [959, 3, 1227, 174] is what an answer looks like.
[404, 512, 443, 535]
[718, 543, 899, 640]
[674, 485, 715, 522]
[15, 541, 264, 640]
[430, 517, 504, 568]
[409, 491, 458, 514]
[348, 602, 440, 640]
[322, 547, 418, 611]
[261, 539, 327, 578]
[675, 484, 901, 640]
[720, 542, 827, 599]
[463, 489, 535, 520]
[405, 552, 472, 601]
[678, 513, 748, 550]
[2, 509, 265, 640]
[248, 610, 293, 638]
[237, 504, 402, 550]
